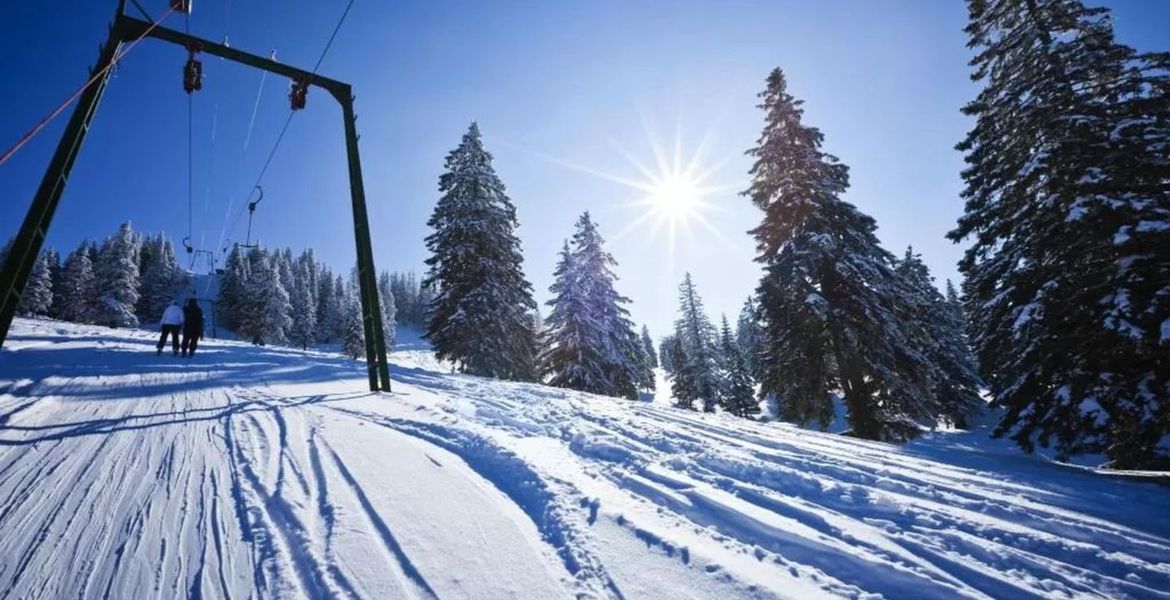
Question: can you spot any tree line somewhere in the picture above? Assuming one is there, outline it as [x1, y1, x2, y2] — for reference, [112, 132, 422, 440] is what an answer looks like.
[420, 0, 1170, 469]
[2, 223, 183, 328]
[3, 224, 434, 361]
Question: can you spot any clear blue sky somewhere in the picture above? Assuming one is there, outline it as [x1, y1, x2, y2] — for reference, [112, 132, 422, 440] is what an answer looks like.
[3, 1, 1168, 338]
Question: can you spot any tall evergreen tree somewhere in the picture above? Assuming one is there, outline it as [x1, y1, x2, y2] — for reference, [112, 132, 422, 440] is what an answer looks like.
[46, 247, 64, 319]
[719, 314, 760, 418]
[92, 222, 141, 327]
[137, 234, 182, 323]
[377, 270, 397, 347]
[659, 334, 680, 373]
[745, 69, 938, 440]
[897, 248, 985, 428]
[59, 244, 96, 324]
[735, 296, 766, 380]
[17, 250, 53, 317]
[340, 269, 367, 359]
[217, 245, 250, 332]
[640, 325, 658, 369]
[951, 0, 1170, 467]
[670, 274, 721, 412]
[274, 249, 296, 342]
[314, 265, 339, 343]
[288, 250, 319, 350]
[238, 248, 291, 345]
[540, 214, 645, 399]
[424, 122, 537, 380]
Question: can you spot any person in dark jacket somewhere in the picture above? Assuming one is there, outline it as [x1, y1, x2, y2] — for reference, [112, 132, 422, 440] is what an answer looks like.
[181, 298, 204, 358]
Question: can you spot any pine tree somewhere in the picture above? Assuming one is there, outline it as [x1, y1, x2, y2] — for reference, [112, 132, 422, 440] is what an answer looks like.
[377, 271, 397, 347]
[274, 249, 296, 342]
[641, 325, 658, 369]
[314, 265, 338, 342]
[288, 250, 319, 350]
[17, 250, 54, 317]
[340, 270, 366, 359]
[60, 244, 97, 324]
[736, 296, 766, 380]
[92, 222, 141, 327]
[238, 248, 291, 345]
[217, 245, 250, 332]
[659, 334, 680, 373]
[671, 274, 721, 412]
[540, 214, 645, 399]
[951, 0, 1170, 467]
[745, 69, 938, 440]
[46, 247, 65, 319]
[424, 122, 537, 380]
[389, 271, 428, 327]
[719, 314, 760, 418]
[897, 248, 984, 428]
[137, 234, 182, 323]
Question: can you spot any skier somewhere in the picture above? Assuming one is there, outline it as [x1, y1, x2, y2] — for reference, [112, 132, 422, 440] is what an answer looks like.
[157, 300, 184, 356]
[181, 298, 204, 358]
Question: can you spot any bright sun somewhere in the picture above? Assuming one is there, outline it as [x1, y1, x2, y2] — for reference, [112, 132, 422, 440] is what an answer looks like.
[526, 118, 740, 259]
[650, 172, 701, 220]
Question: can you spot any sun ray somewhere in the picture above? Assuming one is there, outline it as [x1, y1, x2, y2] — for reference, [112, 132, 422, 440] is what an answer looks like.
[607, 208, 661, 245]
[506, 112, 739, 263]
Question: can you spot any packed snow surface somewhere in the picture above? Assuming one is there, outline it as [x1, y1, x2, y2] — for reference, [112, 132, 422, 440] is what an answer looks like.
[1, 318, 1168, 599]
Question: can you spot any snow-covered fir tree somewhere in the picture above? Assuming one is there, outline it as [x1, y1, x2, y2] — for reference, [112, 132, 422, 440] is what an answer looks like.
[540, 214, 645, 399]
[641, 325, 658, 369]
[424, 122, 537, 380]
[719, 314, 760, 418]
[340, 270, 366, 359]
[17, 250, 53, 317]
[136, 234, 182, 323]
[217, 245, 250, 332]
[658, 334, 680, 373]
[670, 274, 721, 412]
[59, 244, 96, 324]
[897, 248, 984, 428]
[377, 271, 397, 347]
[951, 0, 1170, 467]
[330, 275, 346, 342]
[274, 249, 297, 342]
[745, 69, 938, 440]
[238, 247, 291, 345]
[288, 250, 319, 350]
[46, 247, 64, 319]
[736, 296, 766, 380]
[92, 222, 141, 327]
[314, 265, 339, 343]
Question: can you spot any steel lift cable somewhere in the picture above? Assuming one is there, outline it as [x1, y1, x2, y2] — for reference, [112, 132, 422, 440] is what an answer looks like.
[216, 0, 356, 253]
[0, 6, 179, 169]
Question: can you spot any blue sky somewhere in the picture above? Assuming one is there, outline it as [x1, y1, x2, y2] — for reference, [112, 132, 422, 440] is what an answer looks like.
[2, 1, 1168, 337]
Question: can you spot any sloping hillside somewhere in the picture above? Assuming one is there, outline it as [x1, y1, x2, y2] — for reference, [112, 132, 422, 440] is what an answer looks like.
[0, 319, 1167, 599]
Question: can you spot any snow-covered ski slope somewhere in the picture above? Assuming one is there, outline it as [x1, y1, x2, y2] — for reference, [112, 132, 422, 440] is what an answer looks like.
[0, 319, 1168, 600]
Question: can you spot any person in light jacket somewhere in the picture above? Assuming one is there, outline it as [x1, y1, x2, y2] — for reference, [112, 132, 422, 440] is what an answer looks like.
[157, 301, 184, 356]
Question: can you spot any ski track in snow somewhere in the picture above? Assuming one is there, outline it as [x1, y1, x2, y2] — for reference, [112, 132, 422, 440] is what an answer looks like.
[0, 318, 1168, 600]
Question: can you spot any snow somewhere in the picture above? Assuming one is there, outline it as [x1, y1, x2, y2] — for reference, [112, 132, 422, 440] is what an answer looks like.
[2, 318, 1169, 599]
